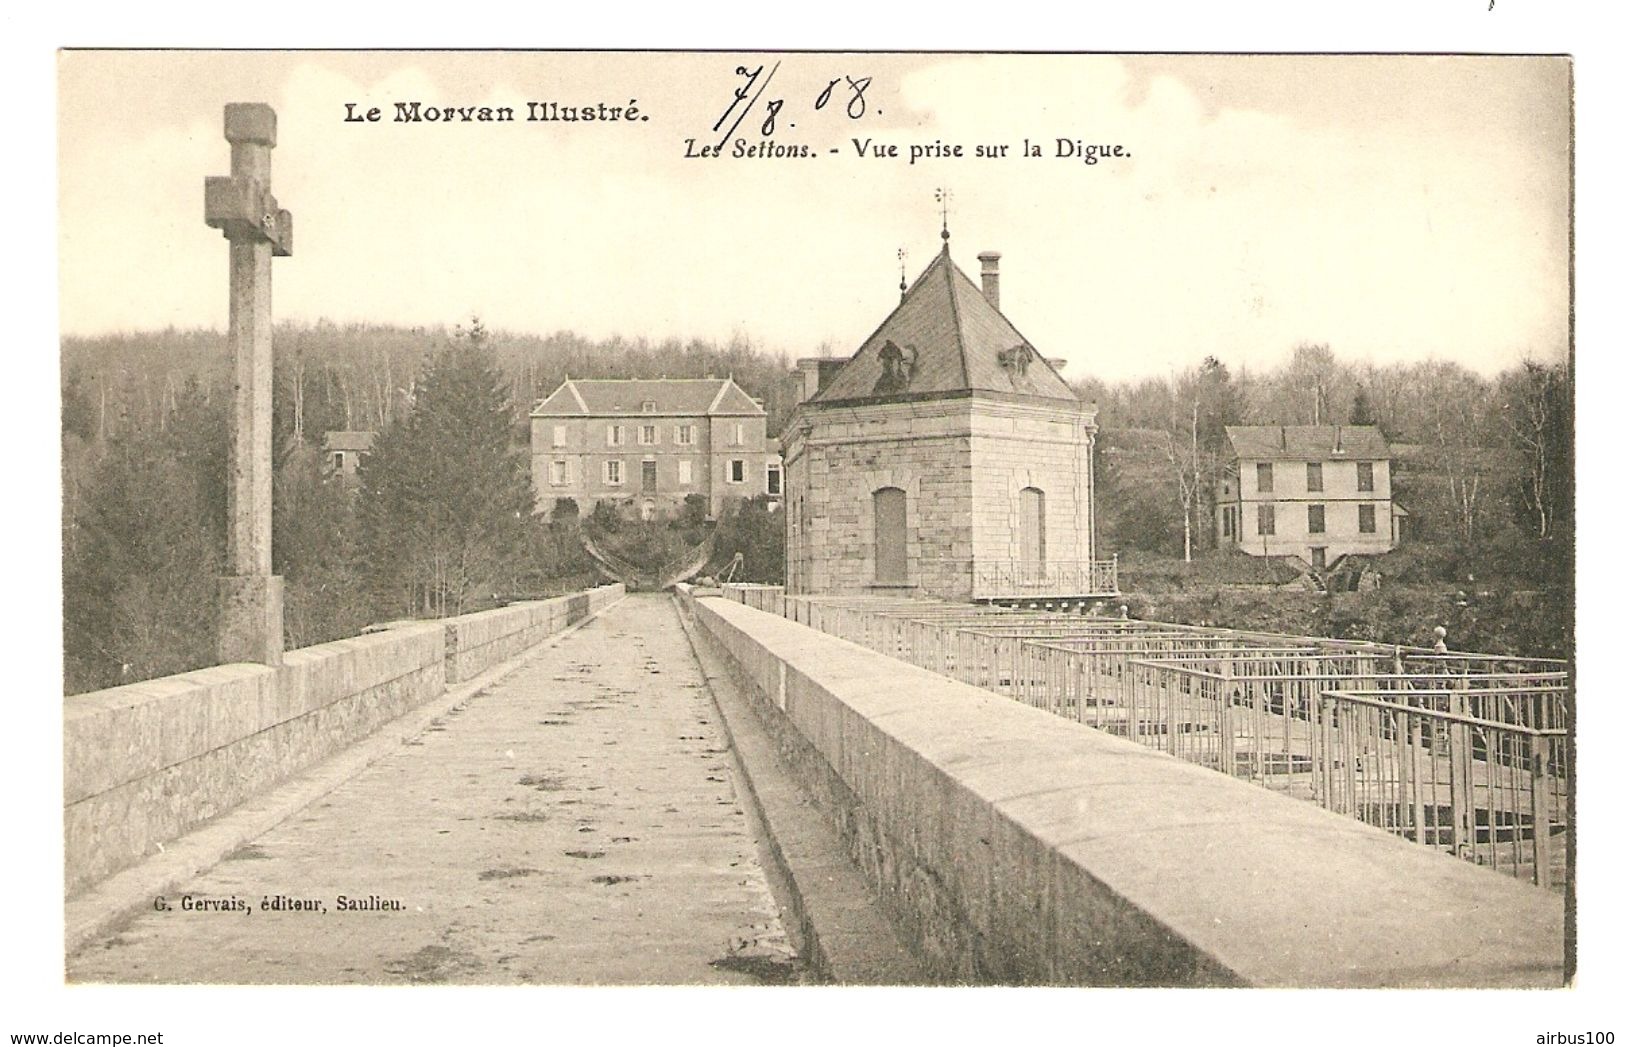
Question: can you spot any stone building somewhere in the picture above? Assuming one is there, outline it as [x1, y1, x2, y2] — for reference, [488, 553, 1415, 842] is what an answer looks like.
[321, 430, 375, 485]
[1215, 425, 1406, 568]
[783, 239, 1110, 600]
[530, 377, 770, 519]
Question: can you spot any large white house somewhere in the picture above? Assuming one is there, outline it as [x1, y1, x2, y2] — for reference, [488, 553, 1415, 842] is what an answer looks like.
[530, 377, 771, 520]
[1215, 425, 1405, 568]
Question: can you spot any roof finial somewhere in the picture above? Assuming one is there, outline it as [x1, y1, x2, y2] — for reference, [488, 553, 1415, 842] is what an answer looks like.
[935, 187, 952, 249]
[897, 246, 908, 301]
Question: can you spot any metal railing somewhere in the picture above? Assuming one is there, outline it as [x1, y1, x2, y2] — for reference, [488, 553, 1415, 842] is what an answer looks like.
[945, 557, 1121, 599]
[714, 586, 1570, 890]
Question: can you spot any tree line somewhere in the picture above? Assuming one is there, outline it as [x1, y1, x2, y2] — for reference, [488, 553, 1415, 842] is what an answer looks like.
[60, 324, 1571, 694]
[1082, 344, 1573, 578]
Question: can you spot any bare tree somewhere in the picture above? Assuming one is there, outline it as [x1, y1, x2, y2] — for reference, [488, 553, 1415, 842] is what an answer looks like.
[1163, 389, 1202, 564]
[1418, 362, 1494, 548]
[1502, 359, 1570, 540]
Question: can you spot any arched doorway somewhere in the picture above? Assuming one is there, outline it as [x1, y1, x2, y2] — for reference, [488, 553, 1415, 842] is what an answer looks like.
[1019, 486, 1046, 565]
[873, 487, 908, 585]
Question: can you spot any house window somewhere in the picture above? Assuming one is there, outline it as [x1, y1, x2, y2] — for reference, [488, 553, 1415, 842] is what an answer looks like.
[1222, 507, 1233, 539]
[1311, 547, 1327, 570]
[766, 464, 782, 496]
[607, 424, 625, 447]
[1306, 462, 1323, 492]
[1357, 461, 1374, 492]
[732, 422, 745, 446]
[604, 460, 624, 485]
[1256, 463, 1273, 494]
[641, 400, 657, 413]
[552, 424, 567, 447]
[549, 460, 569, 486]
[1359, 504, 1377, 533]
[1258, 504, 1275, 537]
[332, 451, 347, 470]
[639, 424, 658, 446]
[1308, 504, 1326, 534]
[729, 459, 746, 484]
[675, 424, 695, 446]
[678, 460, 693, 485]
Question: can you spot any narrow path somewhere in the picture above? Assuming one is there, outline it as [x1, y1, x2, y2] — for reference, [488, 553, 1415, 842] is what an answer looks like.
[67, 595, 799, 985]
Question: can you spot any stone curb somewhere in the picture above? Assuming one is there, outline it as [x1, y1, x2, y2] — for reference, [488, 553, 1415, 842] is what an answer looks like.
[64, 598, 626, 959]
[673, 594, 930, 985]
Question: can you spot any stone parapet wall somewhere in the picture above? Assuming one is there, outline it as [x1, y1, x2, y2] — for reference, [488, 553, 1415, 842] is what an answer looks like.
[444, 586, 621, 683]
[64, 584, 624, 895]
[676, 588, 1564, 987]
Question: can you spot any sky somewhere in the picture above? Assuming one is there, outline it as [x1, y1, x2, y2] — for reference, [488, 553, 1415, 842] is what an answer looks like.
[57, 51, 1571, 383]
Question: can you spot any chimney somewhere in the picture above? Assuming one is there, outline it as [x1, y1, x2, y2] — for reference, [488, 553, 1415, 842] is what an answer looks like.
[796, 359, 819, 403]
[977, 251, 1002, 310]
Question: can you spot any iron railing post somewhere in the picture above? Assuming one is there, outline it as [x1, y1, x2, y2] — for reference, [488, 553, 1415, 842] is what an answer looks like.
[1531, 733, 1553, 887]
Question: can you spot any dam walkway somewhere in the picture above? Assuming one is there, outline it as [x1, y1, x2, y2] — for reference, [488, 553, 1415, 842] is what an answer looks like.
[68, 595, 798, 985]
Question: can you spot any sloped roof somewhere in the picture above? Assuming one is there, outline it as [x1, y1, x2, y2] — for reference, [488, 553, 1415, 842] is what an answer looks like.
[1224, 425, 1391, 461]
[811, 245, 1078, 405]
[322, 430, 376, 452]
[532, 378, 764, 418]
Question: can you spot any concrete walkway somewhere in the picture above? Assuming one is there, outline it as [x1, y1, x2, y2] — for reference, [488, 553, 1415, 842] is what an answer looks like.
[67, 595, 800, 985]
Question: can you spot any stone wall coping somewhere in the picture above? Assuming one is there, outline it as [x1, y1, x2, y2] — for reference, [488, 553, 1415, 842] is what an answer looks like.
[64, 584, 625, 894]
[691, 593, 1564, 987]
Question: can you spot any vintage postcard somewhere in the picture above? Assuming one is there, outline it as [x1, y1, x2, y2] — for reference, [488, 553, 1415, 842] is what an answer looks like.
[37, 43, 1600, 1045]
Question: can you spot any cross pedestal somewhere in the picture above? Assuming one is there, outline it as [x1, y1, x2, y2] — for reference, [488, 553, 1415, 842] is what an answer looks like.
[205, 103, 293, 666]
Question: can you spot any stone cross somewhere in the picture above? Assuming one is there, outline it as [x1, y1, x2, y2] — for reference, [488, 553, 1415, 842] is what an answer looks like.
[205, 103, 293, 665]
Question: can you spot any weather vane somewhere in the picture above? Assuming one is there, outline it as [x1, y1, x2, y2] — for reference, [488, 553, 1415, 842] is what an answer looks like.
[935, 187, 952, 242]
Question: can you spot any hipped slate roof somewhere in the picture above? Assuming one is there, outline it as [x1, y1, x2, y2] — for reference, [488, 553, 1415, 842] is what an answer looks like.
[322, 430, 376, 452]
[1224, 425, 1392, 461]
[811, 245, 1077, 405]
[532, 377, 764, 418]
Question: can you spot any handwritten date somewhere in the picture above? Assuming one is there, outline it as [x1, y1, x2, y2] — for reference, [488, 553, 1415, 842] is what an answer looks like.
[706, 62, 872, 150]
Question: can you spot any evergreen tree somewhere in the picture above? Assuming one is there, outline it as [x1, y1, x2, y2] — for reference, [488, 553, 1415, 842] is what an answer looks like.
[62, 380, 226, 692]
[1194, 355, 1245, 453]
[273, 444, 372, 647]
[1350, 383, 1376, 426]
[358, 319, 532, 618]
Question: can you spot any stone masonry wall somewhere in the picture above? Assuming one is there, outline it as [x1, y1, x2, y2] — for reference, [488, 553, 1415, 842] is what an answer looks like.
[64, 585, 625, 895]
[786, 402, 975, 598]
[677, 589, 1564, 987]
[968, 410, 1092, 567]
[785, 398, 1093, 598]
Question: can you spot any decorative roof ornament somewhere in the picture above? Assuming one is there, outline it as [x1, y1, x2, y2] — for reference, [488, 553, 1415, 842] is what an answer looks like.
[874, 340, 918, 395]
[998, 343, 1036, 377]
[935, 187, 952, 248]
[897, 246, 908, 301]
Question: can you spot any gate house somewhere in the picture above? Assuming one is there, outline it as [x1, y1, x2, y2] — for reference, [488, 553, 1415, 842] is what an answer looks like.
[783, 240, 1109, 601]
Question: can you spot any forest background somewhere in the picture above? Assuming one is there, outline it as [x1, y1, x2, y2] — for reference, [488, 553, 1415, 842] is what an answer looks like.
[59, 322, 1572, 694]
